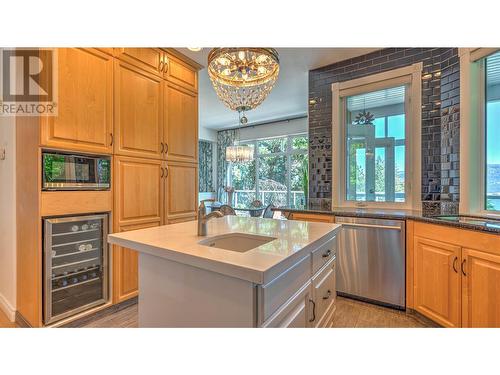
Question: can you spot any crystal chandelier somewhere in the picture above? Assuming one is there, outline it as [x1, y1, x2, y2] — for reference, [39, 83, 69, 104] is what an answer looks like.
[207, 48, 280, 112]
[225, 144, 254, 163]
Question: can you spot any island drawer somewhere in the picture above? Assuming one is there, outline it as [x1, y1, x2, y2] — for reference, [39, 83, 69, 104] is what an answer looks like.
[311, 237, 336, 275]
[312, 257, 336, 327]
[258, 255, 311, 323]
[261, 281, 311, 328]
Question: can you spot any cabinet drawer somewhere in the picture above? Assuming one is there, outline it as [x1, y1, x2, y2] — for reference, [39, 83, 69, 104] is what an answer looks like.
[258, 255, 311, 323]
[261, 281, 311, 328]
[311, 237, 336, 275]
[312, 257, 336, 327]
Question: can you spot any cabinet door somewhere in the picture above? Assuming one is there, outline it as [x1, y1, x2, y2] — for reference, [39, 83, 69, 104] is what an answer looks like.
[113, 222, 159, 303]
[414, 237, 461, 327]
[165, 161, 198, 222]
[290, 213, 335, 223]
[114, 60, 164, 159]
[114, 156, 164, 227]
[312, 258, 337, 328]
[115, 48, 164, 77]
[164, 52, 198, 92]
[40, 48, 113, 153]
[164, 83, 198, 163]
[462, 248, 500, 328]
[261, 282, 311, 328]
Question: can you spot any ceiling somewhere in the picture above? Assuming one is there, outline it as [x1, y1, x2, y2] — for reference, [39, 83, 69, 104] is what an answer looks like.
[176, 48, 379, 130]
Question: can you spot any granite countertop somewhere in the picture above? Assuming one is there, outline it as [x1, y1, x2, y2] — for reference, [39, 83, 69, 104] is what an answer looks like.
[273, 206, 500, 234]
[107, 216, 341, 284]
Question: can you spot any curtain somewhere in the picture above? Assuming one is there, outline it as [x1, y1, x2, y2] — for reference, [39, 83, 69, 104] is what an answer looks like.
[198, 140, 214, 192]
[216, 129, 238, 202]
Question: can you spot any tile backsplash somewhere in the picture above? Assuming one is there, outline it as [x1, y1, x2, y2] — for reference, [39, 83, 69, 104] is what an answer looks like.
[308, 48, 460, 211]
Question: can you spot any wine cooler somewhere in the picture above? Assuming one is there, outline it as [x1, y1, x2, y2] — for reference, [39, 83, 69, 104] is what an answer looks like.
[43, 214, 109, 324]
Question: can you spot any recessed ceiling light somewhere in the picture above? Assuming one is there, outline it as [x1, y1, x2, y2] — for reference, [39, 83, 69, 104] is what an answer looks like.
[188, 47, 202, 52]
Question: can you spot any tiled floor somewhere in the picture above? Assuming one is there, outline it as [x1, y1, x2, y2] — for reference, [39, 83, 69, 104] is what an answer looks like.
[72, 296, 434, 328]
[330, 297, 435, 328]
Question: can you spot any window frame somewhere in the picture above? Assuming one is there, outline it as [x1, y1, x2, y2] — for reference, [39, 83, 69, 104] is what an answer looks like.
[332, 63, 422, 209]
[459, 48, 500, 215]
[228, 133, 309, 208]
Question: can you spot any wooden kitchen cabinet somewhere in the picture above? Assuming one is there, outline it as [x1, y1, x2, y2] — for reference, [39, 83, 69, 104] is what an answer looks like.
[40, 48, 113, 154]
[288, 212, 335, 223]
[163, 52, 198, 92]
[462, 248, 500, 328]
[164, 161, 198, 223]
[114, 48, 166, 77]
[164, 83, 198, 163]
[113, 221, 160, 303]
[114, 60, 164, 159]
[413, 236, 461, 328]
[114, 156, 164, 227]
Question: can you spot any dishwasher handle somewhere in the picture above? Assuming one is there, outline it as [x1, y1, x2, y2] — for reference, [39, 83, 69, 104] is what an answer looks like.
[337, 222, 402, 231]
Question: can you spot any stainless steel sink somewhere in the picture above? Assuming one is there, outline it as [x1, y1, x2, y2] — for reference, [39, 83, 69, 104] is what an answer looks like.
[198, 233, 276, 252]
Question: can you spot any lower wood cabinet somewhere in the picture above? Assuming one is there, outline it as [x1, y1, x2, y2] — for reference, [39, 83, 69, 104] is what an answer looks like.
[462, 248, 500, 328]
[113, 222, 160, 303]
[414, 236, 461, 328]
[411, 221, 500, 328]
[288, 212, 335, 223]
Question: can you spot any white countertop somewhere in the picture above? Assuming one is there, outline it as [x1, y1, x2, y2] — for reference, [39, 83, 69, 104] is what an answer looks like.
[108, 216, 341, 284]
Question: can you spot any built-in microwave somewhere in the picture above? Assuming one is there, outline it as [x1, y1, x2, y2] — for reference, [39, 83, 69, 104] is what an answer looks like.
[42, 151, 111, 191]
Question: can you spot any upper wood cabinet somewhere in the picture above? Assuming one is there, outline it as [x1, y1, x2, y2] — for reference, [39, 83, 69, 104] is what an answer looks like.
[114, 156, 164, 227]
[164, 83, 198, 163]
[462, 248, 500, 328]
[114, 48, 165, 77]
[413, 236, 461, 328]
[114, 60, 164, 159]
[40, 48, 113, 153]
[165, 161, 198, 222]
[163, 52, 198, 92]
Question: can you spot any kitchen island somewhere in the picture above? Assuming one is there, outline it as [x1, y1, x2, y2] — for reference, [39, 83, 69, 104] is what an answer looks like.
[108, 216, 341, 327]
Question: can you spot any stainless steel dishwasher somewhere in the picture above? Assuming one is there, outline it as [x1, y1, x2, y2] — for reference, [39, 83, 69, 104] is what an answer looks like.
[335, 216, 405, 309]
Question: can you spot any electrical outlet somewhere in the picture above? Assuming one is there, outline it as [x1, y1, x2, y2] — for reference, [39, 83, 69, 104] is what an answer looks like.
[0, 147, 5, 160]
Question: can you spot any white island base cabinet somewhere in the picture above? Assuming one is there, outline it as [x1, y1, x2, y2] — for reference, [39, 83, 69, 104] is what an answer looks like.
[138, 242, 337, 328]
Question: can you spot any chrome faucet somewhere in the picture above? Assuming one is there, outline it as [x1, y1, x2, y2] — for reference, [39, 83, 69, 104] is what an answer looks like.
[198, 199, 224, 236]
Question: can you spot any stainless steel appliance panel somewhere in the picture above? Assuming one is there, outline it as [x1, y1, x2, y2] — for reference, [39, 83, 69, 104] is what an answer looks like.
[335, 216, 405, 308]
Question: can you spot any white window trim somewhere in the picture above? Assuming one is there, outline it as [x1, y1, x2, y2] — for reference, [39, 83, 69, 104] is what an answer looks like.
[332, 63, 422, 210]
[459, 48, 500, 216]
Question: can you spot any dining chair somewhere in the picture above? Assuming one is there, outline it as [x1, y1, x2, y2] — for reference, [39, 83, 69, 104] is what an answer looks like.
[262, 204, 276, 218]
[249, 200, 264, 217]
[219, 205, 236, 216]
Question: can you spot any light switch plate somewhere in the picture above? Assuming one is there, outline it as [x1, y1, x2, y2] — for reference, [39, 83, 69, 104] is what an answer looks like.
[0, 147, 5, 160]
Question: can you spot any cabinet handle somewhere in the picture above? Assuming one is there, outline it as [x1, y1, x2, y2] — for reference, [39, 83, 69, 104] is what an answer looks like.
[159, 59, 164, 73]
[161, 142, 164, 153]
[160, 167, 164, 178]
[461, 259, 467, 276]
[109, 133, 114, 146]
[308, 299, 316, 323]
[322, 249, 331, 258]
[164, 142, 169, 155]
[452, 256, 458, 273]
[323, 290, 332, 300]
[165, 166, 169, 178]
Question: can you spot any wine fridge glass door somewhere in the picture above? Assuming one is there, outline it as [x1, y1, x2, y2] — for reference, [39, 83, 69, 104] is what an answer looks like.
[43, 214, 109, 324]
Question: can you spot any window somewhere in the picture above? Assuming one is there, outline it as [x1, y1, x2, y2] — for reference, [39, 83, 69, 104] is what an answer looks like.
[332, 63, 421, 209]
[229, 134, 308, 208]
[344, 86, 407, 203]
[485, 52, 500, 211]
